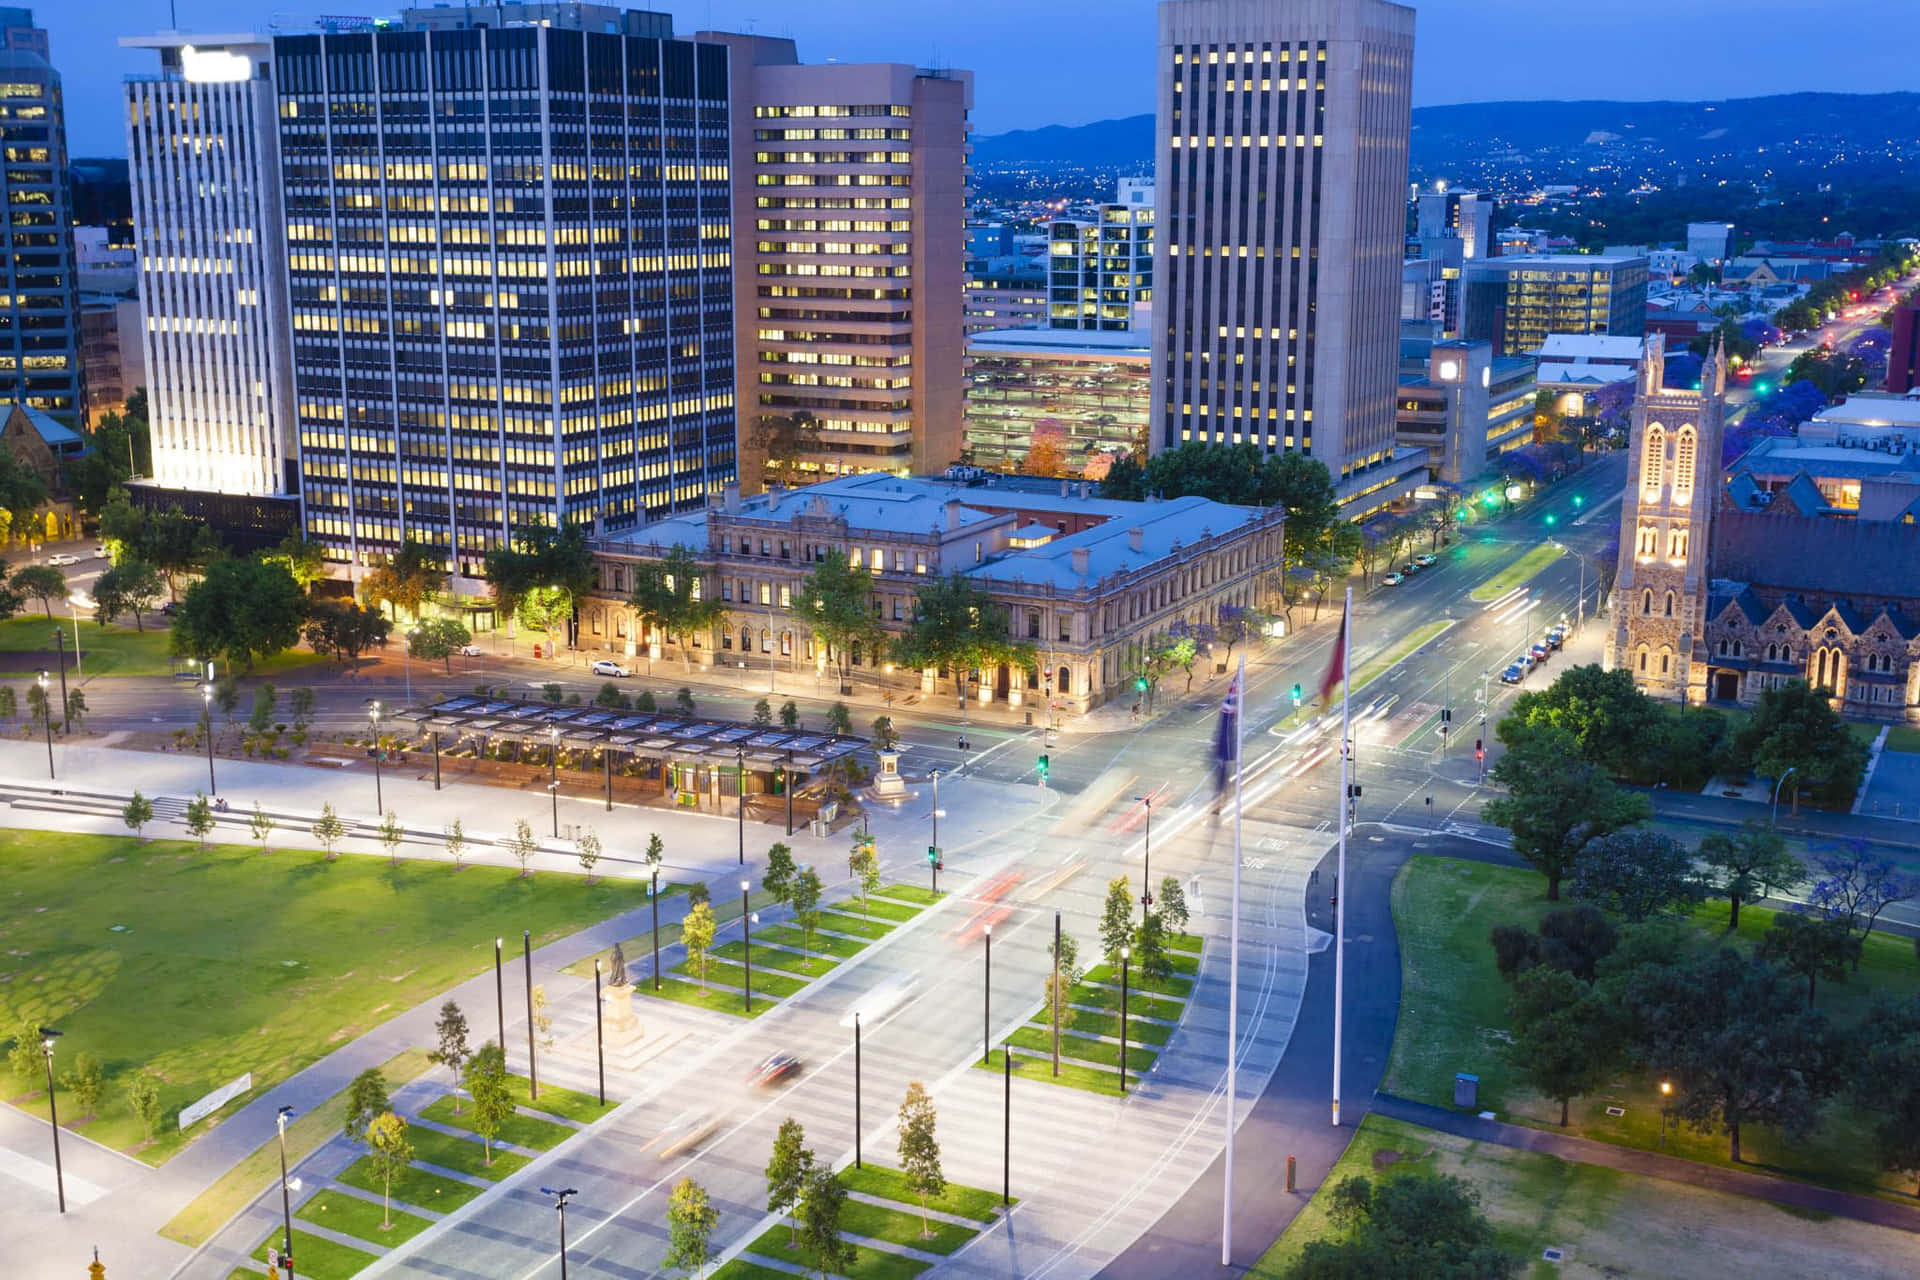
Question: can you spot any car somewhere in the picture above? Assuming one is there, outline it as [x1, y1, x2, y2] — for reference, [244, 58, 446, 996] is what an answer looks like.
[1381, 571, 1405, 585]
[747, 1053, 803, 1089]
[590, 659, 631, 678]
[1414, 553, 1437, 568]
[1401, 562, 1420, 575]
[91, 545, 109, 559]
[1544, 626, 1567, 650]
[1528, 643, 1550, 665]
[840, 973, 917, 1029]
[459, 643, 483, 657]
[1500, 663, 1526, 685]
[44, 553, 80, 567]
[652, 1110, 722, 1159]
[161, 600, 179, 616]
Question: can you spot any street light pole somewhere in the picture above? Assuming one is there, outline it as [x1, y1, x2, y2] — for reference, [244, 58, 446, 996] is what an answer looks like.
[1138, 796, 1154, 915]
[930, 768, 942, 894]
[202, 682, 217, 795]
[548, 726, 561, 839]
[36, 670, 52, 779]
[982, 923, 992, 1063]
[741, 880, 754, 1014]
[370, 702, 384, 814]
[52, 626, 67, 730]
[1052, 910, 1061, 1078]
[737, 745, 746, 865]
[650, 868, 661, 991]
[592, 961, 605, 1105]
[1002, 1041, 1012, 1206]
[39, 1027, 63, 1213]
[275, 1104, 296, 1278]
[1771, 766, 1799, 825]
[494, 937, 505, 1060]
[1118, 946, 1130, 1094]
[541, 1187, 578, 1280]
[853, 1011, 863, 1169]
[784, 748, 794, 837]
[523, 929, 539, 1099]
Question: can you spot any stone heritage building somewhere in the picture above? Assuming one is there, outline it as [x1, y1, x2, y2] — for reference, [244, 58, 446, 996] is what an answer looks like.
[1606, 336, 1920, 721]
[581, 472, 1285, 714]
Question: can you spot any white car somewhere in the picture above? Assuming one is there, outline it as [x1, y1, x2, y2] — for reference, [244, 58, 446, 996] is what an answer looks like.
[91, 545, 109, 559]
[459, 643, 484, 657]
[839, 973, 917, 1029]
[44, 553, 80, 567]
[1381, 571, 1405, 585]
[590, 659, 631, 678]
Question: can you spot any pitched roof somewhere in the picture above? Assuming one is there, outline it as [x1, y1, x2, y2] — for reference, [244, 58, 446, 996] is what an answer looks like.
[8, 403, 81, 447]
[1713, 508, 1920, 601]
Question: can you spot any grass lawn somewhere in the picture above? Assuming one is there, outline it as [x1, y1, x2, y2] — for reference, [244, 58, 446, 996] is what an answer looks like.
[1885, 724, 1920, 754]
[419, 1095, 574, 1151]
[337, 1155, 481, 1214]
[754, 923, 869, 958]
[247, 1230, 376, 1280]
[407, 1124, 529, 1180]
[0, 830, 646, 1163]
[840, 1163, 1010, 1222]
[1069, 985, 1185, 1023]
[838, 1197, 979, 1255]
[1080, 963, 1194, 999]
[0, 616, 328, 679]
[507, 1072, 611, 1124]
[978, 1046, 1133, 1097]
[561, 886, 776, 979]
[297, 1188, 434, 1246]
[160, 1049, 431, 1246]
[840, 895, 921, 922]
[632, 973, 777, 1018]
[1250, 1114, 1920, 1280]
[710, 1262, 798, 1280]
[1387, 854, 1920, 1197]
[670, 957, 809, 997]
[815, 910, 896, 938]
[1032, 1007, 1175, 1046]
[1468, 542, 1564, 602]
[872, 885, 943, 906]
[747, 1227, 931, 1280]
[1007, 1023, 1158, 1073]
[1169, 933, 1204, 954]
[713, 938, 839, 978]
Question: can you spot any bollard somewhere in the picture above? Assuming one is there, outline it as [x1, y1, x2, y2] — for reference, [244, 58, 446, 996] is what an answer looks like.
[1286, 1155, 1296, 1193]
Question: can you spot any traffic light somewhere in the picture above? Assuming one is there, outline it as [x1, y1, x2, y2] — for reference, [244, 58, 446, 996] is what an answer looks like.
[1572, 494, 1584, 507]
[1475, 738, 1485, 761]
[1545, 514, 1556, 526]
[1290, 683, 1303, 707]
[1135, 676, 1148, 691]
[927, 845, 939, 865]
[1037, 753, 1050, 780]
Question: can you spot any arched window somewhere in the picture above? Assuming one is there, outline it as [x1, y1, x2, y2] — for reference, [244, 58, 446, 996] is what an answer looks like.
[1637, 525, 1657, 557]
[1637, 645, 1650, 673]
[1717, 639, 1729, 656]
[1058, 665, 1071, 693]
[1781, 645, 1792, 663]
[1642, 425, 1666, 498]
[1642, 589, 1654, 615]
[1673, 426, 1697, 503]
[1659, 648, 1673, 674]
[740, 624, 752, 651]
[1664, 591, 1675, 618]
[1767, 643, 1777, 661]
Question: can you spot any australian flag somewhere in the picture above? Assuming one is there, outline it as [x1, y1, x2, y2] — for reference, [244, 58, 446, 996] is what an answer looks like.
[1214, 661, 1242, 794]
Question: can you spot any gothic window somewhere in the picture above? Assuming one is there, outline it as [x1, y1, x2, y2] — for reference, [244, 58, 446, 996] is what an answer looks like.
[1673, 426, 1697, 503]
[1669, 527, 1689, 559]
[1637, 525, 1657, 557]
[1659, 648, 1673, 674]
[1642, 589, 1654, 615]
[1664, 591, 1675, 618]
[1718, 639, 1729, 656]
[1637, 645, 1650, 672]
[1733, 640, 1742, 657]
[1642, 425, 1666, 498]
[1781, 645, 1792, 662]
[1767, 643, 1777, 661]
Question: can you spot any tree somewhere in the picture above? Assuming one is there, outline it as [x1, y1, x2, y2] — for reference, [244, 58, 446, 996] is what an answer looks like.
[1099, 876, 1134, 967]
[1482, 723, 1650, 900]
[362, 538, 446, 620]
[1808, 840, 1917, 967]
[645, 832, 665, 876]
[444, 818, 468, 869]
[1700, 822, 1804, 930]
[1020, 432, 1067, 478]
[125, 1069, 163, 1137]
[779, 699, 799, 729]
[576, 827, 603, 882]
[61, 688, 85, 733]
[122, 790, 153, 837]
[664, 1177, 719, 1279]
[184, 793, 215, 848]
[248, 683, 277, 736]
[289, 687, 316, 727]
[1854, 998, 1920, 1194]
[628, 543, 726, 670]
[429, 1001, 471, 1113]
[1761, 912, 1859, 1007]
[792, 865, 823, 960]
[463, 1041, 513, 1165]
[506, 817, 538, 878]
[60, 1051, 103, 1120]
[765, 1117, 814, 1246]
[764, 842, 797, 910]
[364, 1111, 414, 1230]
[748, 408, 820, 490]
[1285, 1173, 1517, 1279]
[683, 900, 716, 989]
[24, 679, 48, 732]
[249, 802, 273, 848]
[752, 697, 773, 727]
[12, 563, 65, 620]
[826, 701, 853, 736]
[408, 616, 473, 674]
[302, 598, 391, 666]
[1132, 909, 1173, 981]
[344, 1066, 391, 1146]
[519, 586, 574, 657]
[1214, 604, 1261, 661]
[676, 687, 696, 715]
[792, 552, 887, 692]
[266, 533, 328, 596]
[798, 1164, 856, 1278]
[7, 1016, 41, 1089]
[533, 984, 554, 1051]
[1569, 828, 1704, 922]
[896, 1080, 945, 1237]
[312, 803, 346, 859]
[849, 837, 880, 919]
[170, 557, 306, 671]
[1730, 680, 1869, 813]
[1625, 948, 1839, 1162]
[93, 560, 164, 631]
[1505, 966, 1623, 1126]
[1499, 664, 1665, 777]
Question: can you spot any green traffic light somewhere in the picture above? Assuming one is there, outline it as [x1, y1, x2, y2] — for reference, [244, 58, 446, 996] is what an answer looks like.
[1545, 514, 1556, 525]
[1573, 495, 1584, 507]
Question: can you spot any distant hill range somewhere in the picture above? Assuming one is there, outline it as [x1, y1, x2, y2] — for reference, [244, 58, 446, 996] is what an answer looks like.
[972, 92, 1920, 170]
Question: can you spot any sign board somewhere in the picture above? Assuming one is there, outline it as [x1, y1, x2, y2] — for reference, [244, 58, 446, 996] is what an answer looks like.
[179, 1071, 252, 1130]
[181, 47, 252, 83]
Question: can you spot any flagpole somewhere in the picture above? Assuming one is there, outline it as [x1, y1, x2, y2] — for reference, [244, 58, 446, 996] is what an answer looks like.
[1332, 587, 1352, 1127]
[1222, 654, 1244, 1266]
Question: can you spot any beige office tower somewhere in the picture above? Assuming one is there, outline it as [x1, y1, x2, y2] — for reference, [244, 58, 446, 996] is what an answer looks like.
[1153, 0, 1423, 514]
[707, 33, 971, 488]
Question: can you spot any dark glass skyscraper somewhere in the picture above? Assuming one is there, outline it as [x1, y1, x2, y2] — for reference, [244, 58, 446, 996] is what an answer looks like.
[274, 9, 735, 580]
[0, 7, 81, 416]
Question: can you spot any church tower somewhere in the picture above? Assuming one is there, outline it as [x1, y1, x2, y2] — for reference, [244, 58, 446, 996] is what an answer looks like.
[1605, 333, 1728, 703]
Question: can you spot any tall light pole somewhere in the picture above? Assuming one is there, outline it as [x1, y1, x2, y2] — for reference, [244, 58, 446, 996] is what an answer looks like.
[36, 670, 52, 778]
[275, 1105, 297, 1278]
[650, 868, 661, 991]
[548, 726, 561, 839]
[741, 879, 754, 1014]
[1659, 1080, 1672, 1148]
[523, 929, 539, 1099]
[1771, 766, 1799, 826]
[1118, 946, 1130, 1094]
[39, 1026, 63, 1213]
[540, 1186, 578, 1280]
[493, 937, 505, 1063]
[982, 923, 992, 1063]
[1051, 910, 1061, 1078]
[65, 594, 84, 679]
[853, 1009, 864, 1169]
[51, 626, 68, 730]
[369, 702, 384, 813]
[930, 768, 942, 893]
[737, 745, 746, 866]
[202, 681, 217, 795]
[783, 749, 794, 837]
[1136, 796, 1155, 915]
[592, 961, 605, 1105]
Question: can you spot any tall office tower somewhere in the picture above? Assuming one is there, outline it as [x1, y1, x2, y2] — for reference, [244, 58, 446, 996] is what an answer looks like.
[1048, 180, 1154, 331]
[123, 34, 294, 496]
[0, 8, 81, 416]
[1415, 188, 1492, 261]
[1153, 0, 1421, 512]
[706, 32, 970, 489]
[274, 6, 736, 582]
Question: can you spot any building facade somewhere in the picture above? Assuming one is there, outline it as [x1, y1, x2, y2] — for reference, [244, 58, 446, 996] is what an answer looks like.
[123, 33, 295, 495]
[963, 326, 1149, 476]
[1394, 337, 1534, 485]
[1048, 185, 1153, 330]
[0, 8, 81, 416]
[273, 7, 737, 581]
[1415, 188, 1491, 262]
[965, 255, 1047, 334]
[710, 33, 970, 486]
[580, 472, 1283, 713]
[1687, 221, 1733, 269]
[79, 292, 142, 425]
[1151, 0, 1425, 516]
[1464, 253, 1649, 357]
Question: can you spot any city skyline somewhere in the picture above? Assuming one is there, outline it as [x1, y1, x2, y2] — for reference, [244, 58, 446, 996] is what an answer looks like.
[55, 0, 1920, 156]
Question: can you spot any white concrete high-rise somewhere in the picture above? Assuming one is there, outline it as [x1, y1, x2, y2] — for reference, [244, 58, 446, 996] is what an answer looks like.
[122, 33, 293, 496]
[1152, 0, 1423, 514]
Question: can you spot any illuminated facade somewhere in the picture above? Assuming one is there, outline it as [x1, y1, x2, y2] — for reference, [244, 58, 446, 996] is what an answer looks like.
[963, 327, 1149, 476]
[1048, 189, 1153, 331]
[1394, 338, 1535, 485]
[965, 256, 1047, 335]
[0, 9, 81, 416]
[1152, 0, 1424, 516]
[1464, 253, 1649, 357]
[273, 8, 736, 580]
[123, 33, 294, 496]
[707, 33, 971, 486]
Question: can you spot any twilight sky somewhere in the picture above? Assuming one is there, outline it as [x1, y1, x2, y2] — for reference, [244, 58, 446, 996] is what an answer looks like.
[60, 0, 1920, 157]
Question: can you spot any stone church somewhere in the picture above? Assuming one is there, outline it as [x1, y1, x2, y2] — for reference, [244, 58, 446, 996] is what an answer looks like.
[1605, 335, 1920, 721]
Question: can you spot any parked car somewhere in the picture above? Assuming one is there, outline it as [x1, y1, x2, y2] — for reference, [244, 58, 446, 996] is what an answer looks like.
[1544, 626, 1567, 650]
[91, 545, 109, 559]
[1382, 571, 1405, 585]
[44, 552, 79, 567]
[1528, 642, 1550, 665]
[161, 600, 179, 616]
[1414, 553, 1437, 568]
[590, 659, 631, 678]
[458, 643, 484, 657]
[1401, 562, 1420, 575]
[1500, 662, 1527, 685]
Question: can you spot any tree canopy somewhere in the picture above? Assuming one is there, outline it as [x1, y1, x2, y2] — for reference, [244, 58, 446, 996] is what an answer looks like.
[170, 557, 305, 671]
[1482, 723, 1651, 900]
[1728, 679, 1869, 811]
[891, 572, 1031, 692]
[629, 543, 727, 664]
